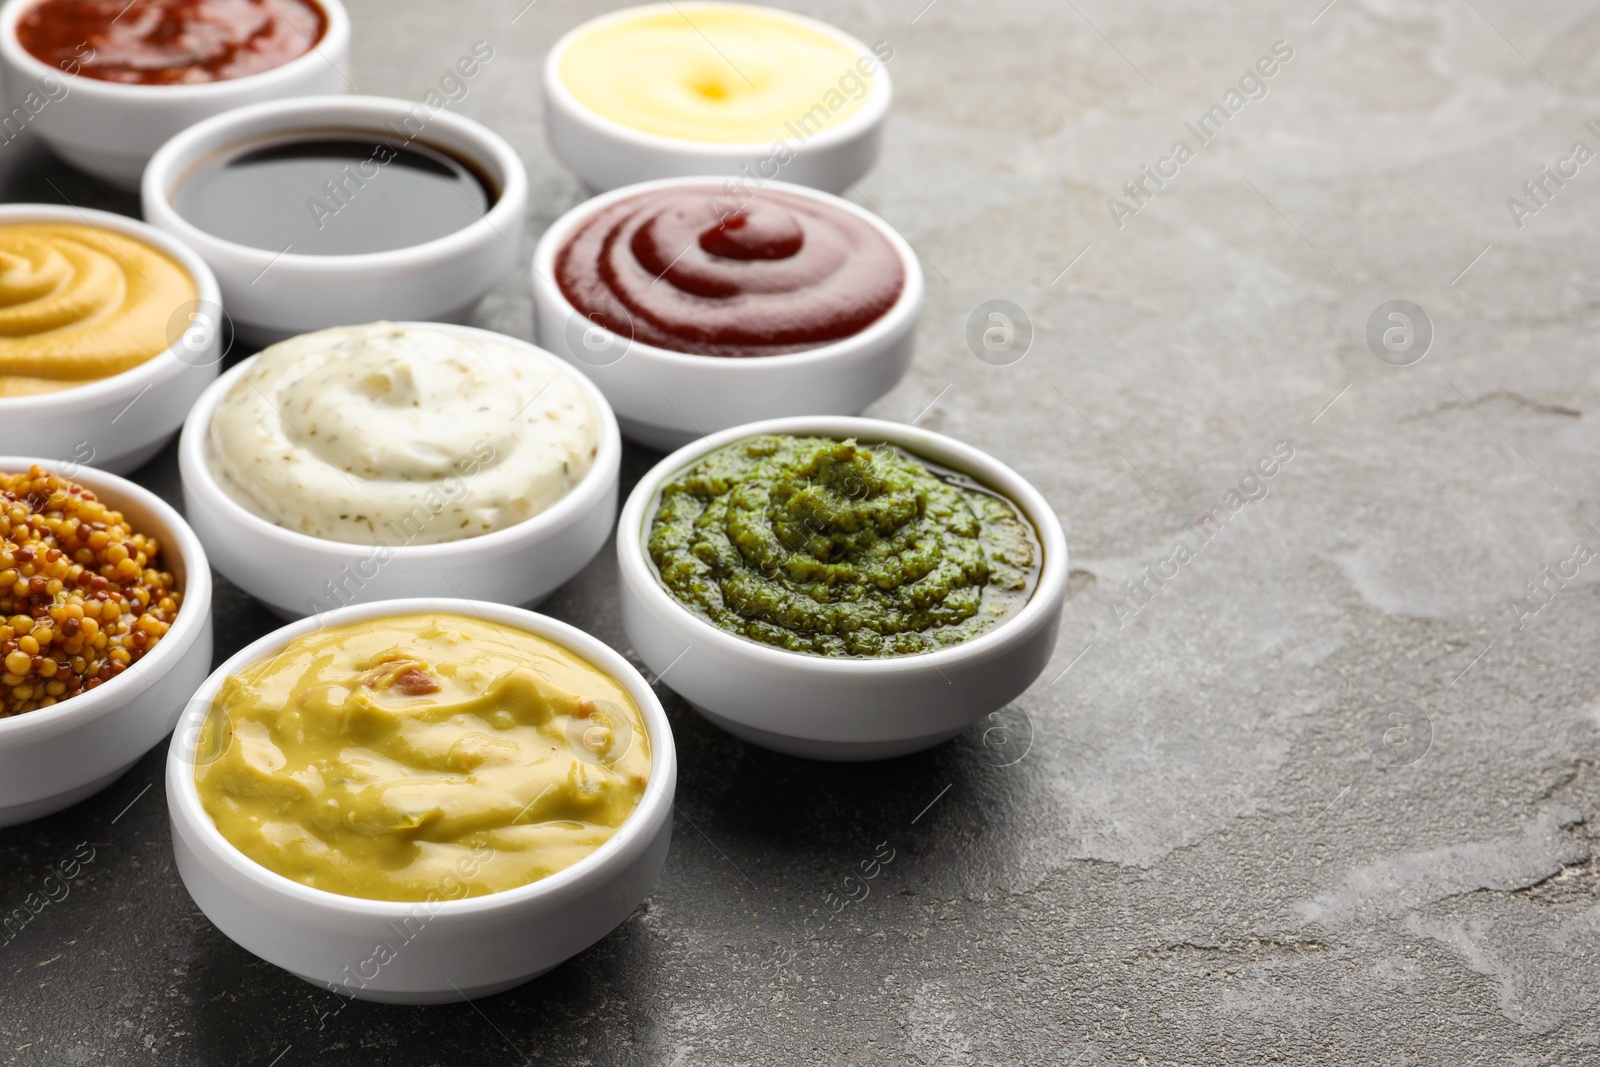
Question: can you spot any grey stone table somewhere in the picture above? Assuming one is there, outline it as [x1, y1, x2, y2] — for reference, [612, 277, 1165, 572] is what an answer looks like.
[2, 0, 1597, 1063]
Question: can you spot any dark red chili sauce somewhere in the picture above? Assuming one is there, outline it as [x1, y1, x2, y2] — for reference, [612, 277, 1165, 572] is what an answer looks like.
[556, 185, 905, 358]
[17, 0, 326, 86]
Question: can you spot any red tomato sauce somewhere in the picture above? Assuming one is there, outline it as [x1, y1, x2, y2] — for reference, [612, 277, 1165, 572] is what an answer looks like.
[17, 0, 326, 85]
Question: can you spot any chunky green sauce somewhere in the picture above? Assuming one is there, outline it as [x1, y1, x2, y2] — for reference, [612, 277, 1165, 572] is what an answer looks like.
[647, 435, 1040, 657]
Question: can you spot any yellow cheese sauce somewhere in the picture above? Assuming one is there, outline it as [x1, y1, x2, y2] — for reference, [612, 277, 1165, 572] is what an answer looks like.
[0, 223, 195, 397]
[559, 4, 879, 143]
[194, 614, 651, 902]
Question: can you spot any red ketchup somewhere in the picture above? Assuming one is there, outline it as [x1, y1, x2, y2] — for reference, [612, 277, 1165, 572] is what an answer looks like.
[17, 0, 325, 85]
[556, 186, 904, 358]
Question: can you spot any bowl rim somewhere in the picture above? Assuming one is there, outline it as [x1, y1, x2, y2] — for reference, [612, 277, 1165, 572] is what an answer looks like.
[165, 596, 677, 918]
[141, 93, 528, 273]
[178, 321, 623, 562]
[531, 175, 924, 369]
[0, 203, 224, 414]
[0, 456, 212, 742]
[0, 0, 352, 101]
[542, 0, 892, 156]
[617, 415, 1070, 674]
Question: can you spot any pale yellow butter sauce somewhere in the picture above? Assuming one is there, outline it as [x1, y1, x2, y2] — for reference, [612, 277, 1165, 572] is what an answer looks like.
[195, 614, 650, 902]
[559, 5, 880, 143]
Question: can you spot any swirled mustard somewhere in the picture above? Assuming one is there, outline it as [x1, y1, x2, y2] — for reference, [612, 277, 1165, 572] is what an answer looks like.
[0, 223, 195, 397]
[194, 613, 651, 902]
[559, 5, 884, 143]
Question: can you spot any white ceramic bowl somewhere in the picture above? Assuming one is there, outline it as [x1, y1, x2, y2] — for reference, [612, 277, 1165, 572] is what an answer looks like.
[0, 0, 350, 188]
[165, 597, 676, 1003]
[543, 1, 890, 192]
[618, 417, 1069, 760]
[0, 457, 213, 826]
[532, 177, 923, 452]
[142, 94, 529, 344]
[0, 205, 223, 475]
[177, 323, 621, 620]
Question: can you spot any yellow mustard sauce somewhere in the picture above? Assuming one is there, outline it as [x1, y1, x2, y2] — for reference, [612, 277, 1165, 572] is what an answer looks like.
[194, 614, 650, 902]
[0, 223, 195, 397]
[559, 6, 877, 143]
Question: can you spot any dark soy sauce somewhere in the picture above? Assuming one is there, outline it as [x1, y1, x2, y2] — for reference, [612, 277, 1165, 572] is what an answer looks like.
[173, 133, 497, 256]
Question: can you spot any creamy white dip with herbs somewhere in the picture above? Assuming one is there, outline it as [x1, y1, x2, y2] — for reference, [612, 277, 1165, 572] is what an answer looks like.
[209, 322, 598, 545]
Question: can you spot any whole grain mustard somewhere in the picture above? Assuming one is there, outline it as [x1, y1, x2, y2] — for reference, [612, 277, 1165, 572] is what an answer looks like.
[0, 466, 182, 717]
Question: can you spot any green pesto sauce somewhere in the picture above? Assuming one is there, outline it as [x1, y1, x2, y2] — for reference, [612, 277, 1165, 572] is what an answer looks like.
[647, 434, 1040, 657]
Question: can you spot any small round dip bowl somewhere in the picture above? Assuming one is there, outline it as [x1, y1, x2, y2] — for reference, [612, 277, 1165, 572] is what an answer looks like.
[0, 457, 213, 826]
[0, 0, 352, 187]
[178, 323, 622, 621]
[142, 94, 528, 345]
[542, 1, 891, 193]
[533, 177, 923, 452]
[165, 597, 676, 1003]
[616, 416, 1069, 760]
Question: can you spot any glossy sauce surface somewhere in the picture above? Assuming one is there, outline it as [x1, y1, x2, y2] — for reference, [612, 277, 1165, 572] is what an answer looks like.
[558, 5, 874, 143]
[194, 614, 651, 902]
[18, 0, 325, 85]
[0, 222, 195, 396]
[173, 135, 494, 256]
[556, 185, 903, 358]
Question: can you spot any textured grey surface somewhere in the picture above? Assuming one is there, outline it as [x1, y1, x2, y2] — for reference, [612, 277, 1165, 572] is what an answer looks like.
[1, 0, 1598, 1063]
